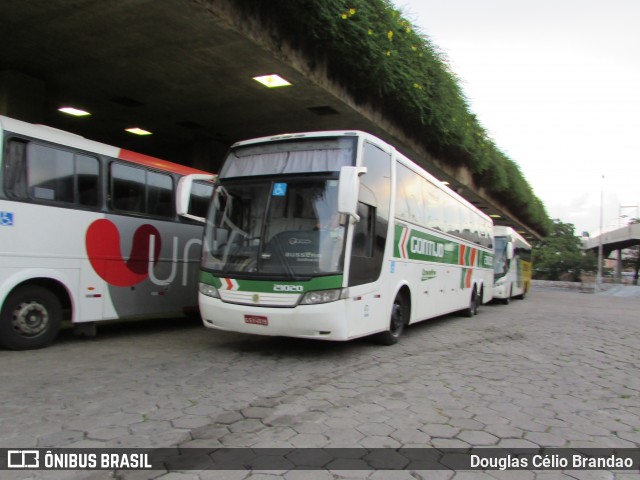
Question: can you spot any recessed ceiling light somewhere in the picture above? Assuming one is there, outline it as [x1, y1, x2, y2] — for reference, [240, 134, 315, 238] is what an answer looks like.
[490, 214, 502, 219]
[125, 127, 152, 136]
[58, 107, 91, 116]
[253, 74, 292, 88]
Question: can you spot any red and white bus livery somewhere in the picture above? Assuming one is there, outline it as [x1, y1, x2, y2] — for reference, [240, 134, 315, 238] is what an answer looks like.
[0, 115, 215, 349]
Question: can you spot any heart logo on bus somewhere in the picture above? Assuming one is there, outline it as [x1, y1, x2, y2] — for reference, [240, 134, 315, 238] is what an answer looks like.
[85, 219, 161, 287]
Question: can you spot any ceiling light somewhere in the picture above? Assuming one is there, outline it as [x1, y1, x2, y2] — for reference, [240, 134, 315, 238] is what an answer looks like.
[440, 181, 450, 186]
[253, 74, 292, 88]
[125, 127, 152, 136]
[490, 214, 502, 219]
[58, 107, 91, 116]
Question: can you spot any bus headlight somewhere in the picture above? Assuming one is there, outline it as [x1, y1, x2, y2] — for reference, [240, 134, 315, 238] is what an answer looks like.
[199, 282, 220, 299]
[300, 289, 343, 305]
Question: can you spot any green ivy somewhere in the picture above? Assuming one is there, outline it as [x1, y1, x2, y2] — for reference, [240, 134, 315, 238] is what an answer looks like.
[230, 0, 552, 235]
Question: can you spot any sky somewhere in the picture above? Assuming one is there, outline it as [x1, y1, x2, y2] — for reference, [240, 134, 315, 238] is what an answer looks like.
[392, 0, 640, 237]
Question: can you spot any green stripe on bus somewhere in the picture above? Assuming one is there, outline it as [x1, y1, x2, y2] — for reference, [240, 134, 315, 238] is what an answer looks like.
[394, 224, 494, 268]
[199, 271, 343, 292]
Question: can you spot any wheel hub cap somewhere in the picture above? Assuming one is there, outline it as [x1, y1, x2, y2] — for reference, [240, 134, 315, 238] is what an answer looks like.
[12, 302, 49, 337]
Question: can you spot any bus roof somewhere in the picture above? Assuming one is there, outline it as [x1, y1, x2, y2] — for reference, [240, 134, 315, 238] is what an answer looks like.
[494, 226, 532, 248]
[230, 130, 365, 148]
[0, 115, 212, 177]
[228, 129, 491, 224]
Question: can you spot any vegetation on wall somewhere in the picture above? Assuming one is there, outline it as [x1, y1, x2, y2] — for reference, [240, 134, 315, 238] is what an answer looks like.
[231, 0, 552, 235]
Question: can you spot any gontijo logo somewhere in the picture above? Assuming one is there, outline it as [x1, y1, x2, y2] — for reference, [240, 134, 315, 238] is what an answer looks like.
[397, 226, 446, 260]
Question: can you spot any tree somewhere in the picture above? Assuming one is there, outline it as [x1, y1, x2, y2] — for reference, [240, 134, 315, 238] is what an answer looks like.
[532, 219, 597, 281]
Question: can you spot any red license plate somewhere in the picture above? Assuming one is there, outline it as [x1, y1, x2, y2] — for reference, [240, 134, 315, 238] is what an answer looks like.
[244, 315, 269, 326]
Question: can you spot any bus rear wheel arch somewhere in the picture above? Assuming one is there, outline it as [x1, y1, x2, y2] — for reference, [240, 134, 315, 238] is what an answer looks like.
[0, 283, 64, 350]
[376, 288, 410, 346]
[462, 286, 478, 317]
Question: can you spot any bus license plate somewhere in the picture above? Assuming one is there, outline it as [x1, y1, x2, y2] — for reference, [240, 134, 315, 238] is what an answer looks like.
[245, 315, 269, 326]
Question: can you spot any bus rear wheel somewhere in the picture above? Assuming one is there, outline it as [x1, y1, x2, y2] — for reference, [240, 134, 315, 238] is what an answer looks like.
[376, 292, 408, 346]
[0, 285, 62, 350]
[462, 288, 478, 317]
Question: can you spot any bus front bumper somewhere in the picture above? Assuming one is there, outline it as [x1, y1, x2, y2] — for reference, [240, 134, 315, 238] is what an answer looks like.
[199, 293, 350, 341]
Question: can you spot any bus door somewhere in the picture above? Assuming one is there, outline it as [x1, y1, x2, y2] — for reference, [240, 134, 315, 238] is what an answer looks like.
[346, 142, 391, 336]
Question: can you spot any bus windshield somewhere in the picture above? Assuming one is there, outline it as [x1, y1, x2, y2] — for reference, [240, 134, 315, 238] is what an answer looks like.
[219, 137, 355, 178]
[202, 179, 347, 279]
[494, 236, 508, 279]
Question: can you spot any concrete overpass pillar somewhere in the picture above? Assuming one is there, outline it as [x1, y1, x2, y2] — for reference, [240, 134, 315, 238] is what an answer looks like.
[0, 70, 46, 123]
[616, 249, 623, 283]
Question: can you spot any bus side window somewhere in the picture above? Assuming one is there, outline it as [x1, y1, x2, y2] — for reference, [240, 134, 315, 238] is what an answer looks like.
[76, 154, 99, 207]
[147, 171, 174, 218]
[3, 139, 28, 198]
[27, 144, 74, 202]
[188, 181, 214, 219]
[352, 202, 374, 257]
[111, 163, 145, 213]
[10, 142, 100, 207]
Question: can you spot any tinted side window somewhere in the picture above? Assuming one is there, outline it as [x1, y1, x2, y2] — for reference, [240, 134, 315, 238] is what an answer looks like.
[4, 140, 99, 207]
[147, 171, 173, 217]
[110, 163, 175, 218]
[348, 142, 391, 287]
[76, 154, 100, 206]
[352, 202, 375, 258]
[111, 163, 146, 213]
[189, 181, 214, 218]
[3, 139, 28, 198]
[27, 144, 74, 202]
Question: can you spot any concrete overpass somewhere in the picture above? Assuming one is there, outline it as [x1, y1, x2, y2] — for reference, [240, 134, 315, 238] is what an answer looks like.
[584, 223, 640, 280]
[0, 0, 544, 239]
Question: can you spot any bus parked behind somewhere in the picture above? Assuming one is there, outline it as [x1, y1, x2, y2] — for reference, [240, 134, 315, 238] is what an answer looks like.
[493, 226, 532, 303]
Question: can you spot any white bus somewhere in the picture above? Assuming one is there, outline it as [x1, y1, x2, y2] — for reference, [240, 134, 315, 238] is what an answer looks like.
[0, 115, 215, 349]
[189, 131, 494, 344]
[493, 226, 532, 303]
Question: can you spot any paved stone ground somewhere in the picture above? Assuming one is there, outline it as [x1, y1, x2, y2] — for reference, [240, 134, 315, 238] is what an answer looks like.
[1, 287, 638, 479]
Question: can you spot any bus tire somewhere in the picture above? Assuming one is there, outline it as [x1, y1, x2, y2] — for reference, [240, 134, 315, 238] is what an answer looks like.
[376, 292, 408, 346]
[0, 285, 62, 350]
[462, 288, 478, 317]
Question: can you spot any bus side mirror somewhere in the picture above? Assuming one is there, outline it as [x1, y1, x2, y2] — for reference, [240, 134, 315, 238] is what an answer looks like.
[176, 174, 216, 222]
[506, 243, 514, 260]
[338, 166, 367, 221]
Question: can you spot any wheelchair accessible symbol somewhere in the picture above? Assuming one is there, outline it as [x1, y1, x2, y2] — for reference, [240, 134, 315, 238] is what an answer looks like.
[1, 211, 14, 226]
[272, 183, 287, 197]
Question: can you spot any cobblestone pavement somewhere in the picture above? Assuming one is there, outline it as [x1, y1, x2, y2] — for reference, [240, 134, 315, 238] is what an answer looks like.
[1, 287, 638, 479]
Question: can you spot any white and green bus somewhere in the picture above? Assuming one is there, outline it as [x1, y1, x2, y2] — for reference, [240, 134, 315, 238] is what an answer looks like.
[493, 226, 532, 303]
[187, 131, 494, 344]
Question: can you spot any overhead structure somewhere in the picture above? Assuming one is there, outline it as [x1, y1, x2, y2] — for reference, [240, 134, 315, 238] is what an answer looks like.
[0, 0, 547, 239]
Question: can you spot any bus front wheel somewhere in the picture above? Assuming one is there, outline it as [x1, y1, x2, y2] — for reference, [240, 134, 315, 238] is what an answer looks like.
[376, 292, 408, 346]
[0, 285, 62, 350]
